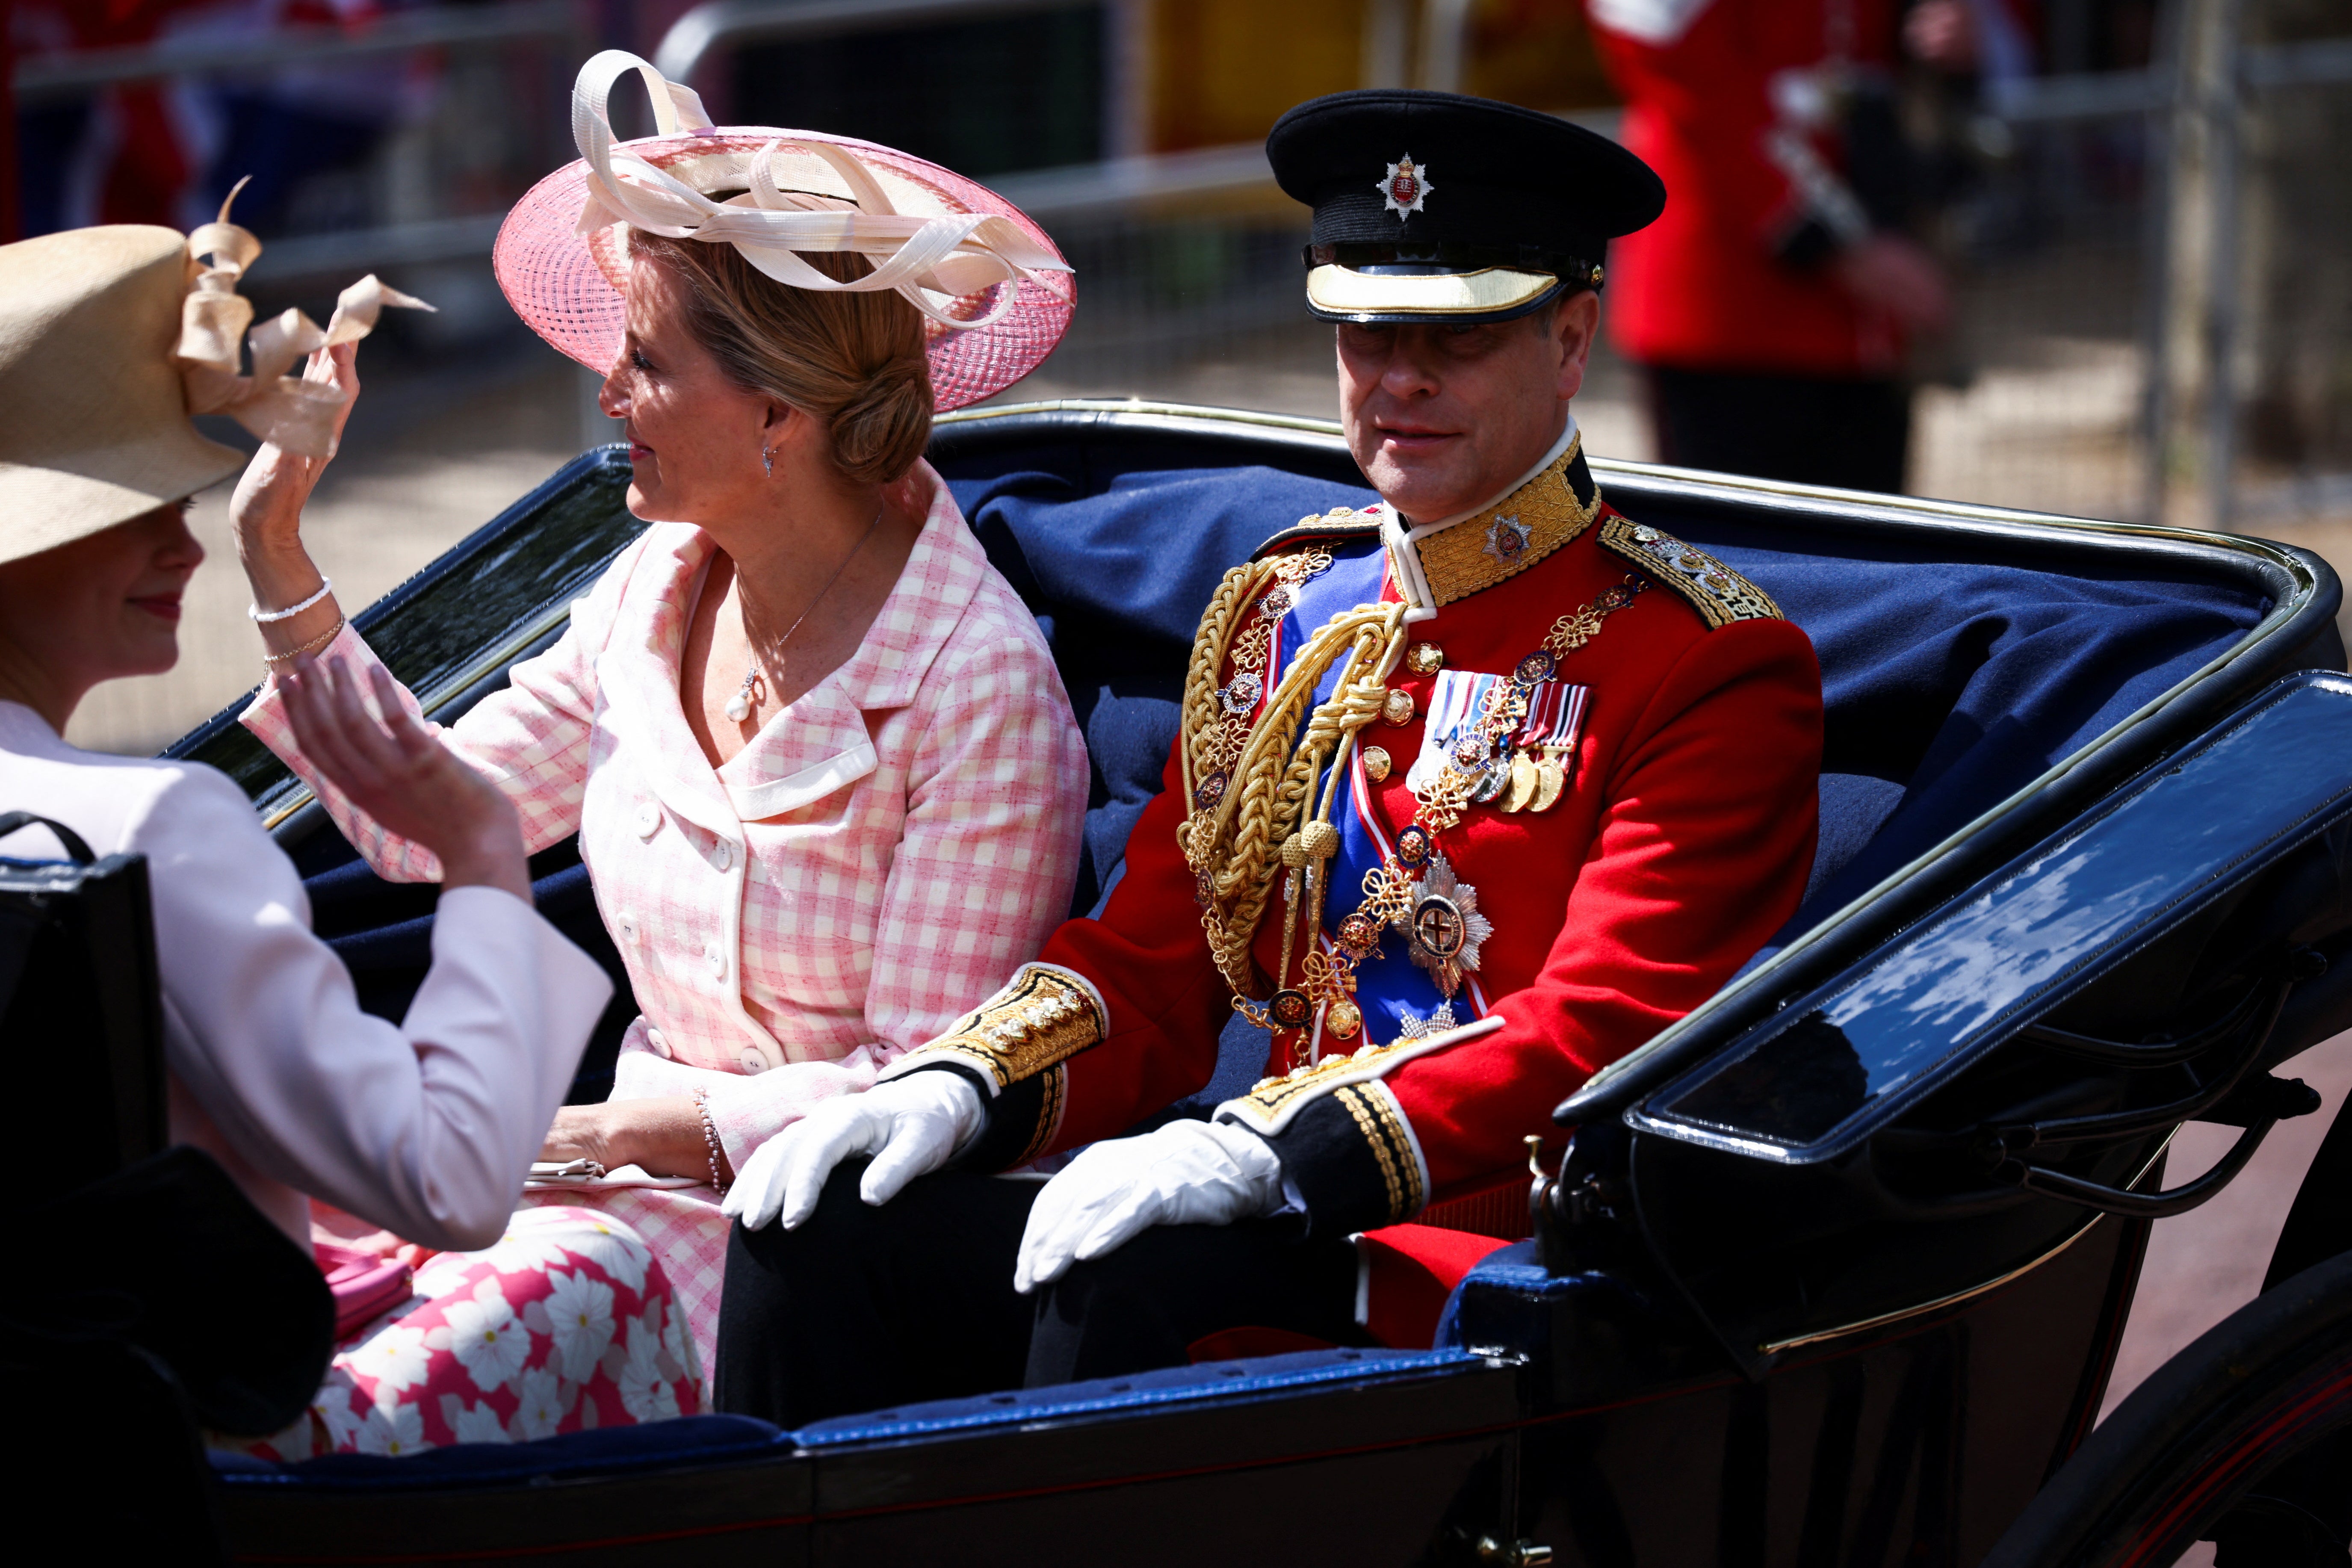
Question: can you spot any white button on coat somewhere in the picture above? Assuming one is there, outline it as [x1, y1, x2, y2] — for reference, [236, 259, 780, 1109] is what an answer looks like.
[706, 942, 727, 980]
[633, 801, 661, 839]
[648, 1027, 671, 1059]
[714, 839, 733, 871]
[616, 909, 640, 945]
[737, 1048, 766, 1075]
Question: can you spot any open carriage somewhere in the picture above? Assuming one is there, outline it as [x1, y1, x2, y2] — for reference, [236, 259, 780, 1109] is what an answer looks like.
[28, 402, 2352, 1564]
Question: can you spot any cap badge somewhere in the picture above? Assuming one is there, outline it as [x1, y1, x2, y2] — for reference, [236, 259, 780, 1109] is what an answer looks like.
[1379, 155, 1433, 221]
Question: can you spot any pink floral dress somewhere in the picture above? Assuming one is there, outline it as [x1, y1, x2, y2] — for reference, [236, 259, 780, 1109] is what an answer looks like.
[233, 1207, 699, 1460]
[242, 463, 1089, 1388]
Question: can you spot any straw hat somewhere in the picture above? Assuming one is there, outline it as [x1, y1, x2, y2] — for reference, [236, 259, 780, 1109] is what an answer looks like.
[494, 51, 1075, 411]
[0, 211, 425, 568]
[0, 227, 244, 566]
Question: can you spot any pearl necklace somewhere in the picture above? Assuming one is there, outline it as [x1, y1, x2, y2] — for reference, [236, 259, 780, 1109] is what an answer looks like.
[724, 505, 883, 725]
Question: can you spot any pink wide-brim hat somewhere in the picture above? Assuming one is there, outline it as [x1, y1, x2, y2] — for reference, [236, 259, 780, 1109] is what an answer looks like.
[494, 55, 1074, 412]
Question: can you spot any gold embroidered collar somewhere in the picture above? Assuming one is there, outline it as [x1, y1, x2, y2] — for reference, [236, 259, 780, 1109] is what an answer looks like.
[1383, 426, 1602, 612]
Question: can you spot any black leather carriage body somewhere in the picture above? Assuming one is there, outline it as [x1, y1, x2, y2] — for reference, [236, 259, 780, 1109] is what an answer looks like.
[0, 812, 167, 1186]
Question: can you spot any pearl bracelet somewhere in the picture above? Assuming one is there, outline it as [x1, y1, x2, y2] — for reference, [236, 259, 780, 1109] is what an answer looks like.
[250, 575, 333, 623]
[694, 1087, 730, 1196]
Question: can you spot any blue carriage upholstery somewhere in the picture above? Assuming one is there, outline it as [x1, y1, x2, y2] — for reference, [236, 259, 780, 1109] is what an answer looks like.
[212, 1347, 1484, 1485]
[283, 451, 2277, 1111]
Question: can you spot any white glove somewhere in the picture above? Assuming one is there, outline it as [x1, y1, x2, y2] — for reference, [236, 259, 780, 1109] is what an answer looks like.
[720, 1070, 984, 1231]
[1013, 1118, 1286, 1295]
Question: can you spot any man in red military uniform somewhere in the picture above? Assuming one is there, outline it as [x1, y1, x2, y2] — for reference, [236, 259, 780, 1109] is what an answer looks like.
[1584, 0, 1955, 492]
[712, 89, 1823, 1425]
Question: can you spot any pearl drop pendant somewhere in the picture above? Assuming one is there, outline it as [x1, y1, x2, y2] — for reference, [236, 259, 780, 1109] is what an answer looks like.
[724, 691, 751, 723]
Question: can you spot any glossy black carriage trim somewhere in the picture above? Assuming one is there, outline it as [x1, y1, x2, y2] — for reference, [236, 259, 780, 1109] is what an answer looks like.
[163, 446, 647, 825]
[1635, 672, 2352, 1163]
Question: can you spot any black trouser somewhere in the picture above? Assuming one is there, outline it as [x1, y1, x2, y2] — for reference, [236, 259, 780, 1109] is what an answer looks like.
[1645, 364, 1913, 494]
[715, 1161, 1362, 1427]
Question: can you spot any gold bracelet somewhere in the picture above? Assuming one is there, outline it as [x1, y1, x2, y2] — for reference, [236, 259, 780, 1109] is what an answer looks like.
[262, 616, 346, 667]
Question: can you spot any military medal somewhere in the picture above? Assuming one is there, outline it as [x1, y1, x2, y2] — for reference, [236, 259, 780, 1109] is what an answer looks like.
[1268, 989, 1313, 1030]
[1504, 749, 1541, 813]
[1532, 744, 1572, 812]
[1500, 680, 1586, 815]
[1407, 670, 1504, 794]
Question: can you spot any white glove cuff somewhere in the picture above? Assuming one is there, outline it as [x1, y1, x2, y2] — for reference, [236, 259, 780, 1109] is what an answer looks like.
[1194, 1118, 1287, 1216]
[889, 1064, 988, 1157]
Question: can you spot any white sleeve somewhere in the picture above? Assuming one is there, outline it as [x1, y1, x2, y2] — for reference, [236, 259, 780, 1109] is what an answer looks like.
[132, 765, 614, 1251]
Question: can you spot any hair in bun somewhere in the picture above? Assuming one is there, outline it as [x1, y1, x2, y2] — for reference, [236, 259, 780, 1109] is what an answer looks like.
[628, 232, 932, 484]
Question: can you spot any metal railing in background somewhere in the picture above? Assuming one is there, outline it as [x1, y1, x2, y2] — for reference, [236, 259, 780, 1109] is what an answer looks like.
[10, 0, 589, 281]
[9, 0, 583, 102]
[653, 0, 1097, 86]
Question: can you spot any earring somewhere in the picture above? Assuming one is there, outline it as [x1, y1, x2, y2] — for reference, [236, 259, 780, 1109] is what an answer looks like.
[761, 445, 774, 478]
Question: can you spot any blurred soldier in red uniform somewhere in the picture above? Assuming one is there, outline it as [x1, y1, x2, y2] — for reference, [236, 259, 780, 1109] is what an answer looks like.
[712, 90, 1824, 1426]
[1584, 0, 1959, 492]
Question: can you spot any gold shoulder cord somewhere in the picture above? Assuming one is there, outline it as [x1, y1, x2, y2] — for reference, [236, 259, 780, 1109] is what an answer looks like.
[1178, 536, 1407, 1002]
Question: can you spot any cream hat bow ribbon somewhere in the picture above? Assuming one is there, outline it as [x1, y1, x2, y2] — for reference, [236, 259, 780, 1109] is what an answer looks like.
[173, 180, 432, 459]
[569, 50, 1071, 331]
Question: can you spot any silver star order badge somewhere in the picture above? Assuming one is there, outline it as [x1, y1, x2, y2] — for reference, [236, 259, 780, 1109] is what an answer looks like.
[1378, 154, 1432, 220]
[1394, 1000, 1459, 1041]
[1484, 512, 1533, 565]
[1391, 851, 1493, 998]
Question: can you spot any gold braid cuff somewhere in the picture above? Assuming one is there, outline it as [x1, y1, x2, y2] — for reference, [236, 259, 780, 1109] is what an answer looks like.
[1332, 1083, 1425, 1223]
[881, 963, 1107, 1095]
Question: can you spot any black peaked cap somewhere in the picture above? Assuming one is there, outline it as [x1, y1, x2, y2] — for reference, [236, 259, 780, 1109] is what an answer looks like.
[1267, 89, 1665, 260]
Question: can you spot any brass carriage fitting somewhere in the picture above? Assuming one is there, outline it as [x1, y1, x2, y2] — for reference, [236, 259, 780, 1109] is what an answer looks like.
[1475, 1539, 1552, 1566]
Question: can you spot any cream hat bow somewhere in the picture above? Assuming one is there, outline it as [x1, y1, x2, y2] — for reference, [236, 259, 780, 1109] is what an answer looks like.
[174, 180, 432, 460]
[569, 50, 1070, 330]
[0, 201, 428, 567]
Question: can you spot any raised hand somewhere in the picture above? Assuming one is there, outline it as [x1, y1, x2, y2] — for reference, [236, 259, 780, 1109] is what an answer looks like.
[235, 343, 358, 656]
[278, 655, 530, 902]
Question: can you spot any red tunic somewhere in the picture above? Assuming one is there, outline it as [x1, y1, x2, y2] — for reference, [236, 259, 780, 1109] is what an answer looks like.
[891, 447, 1821, 1346]
[1586, 0, 1905, 376]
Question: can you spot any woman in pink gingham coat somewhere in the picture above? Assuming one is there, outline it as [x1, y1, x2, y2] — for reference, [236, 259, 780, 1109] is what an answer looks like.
[232, 72, 1090, 1396]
